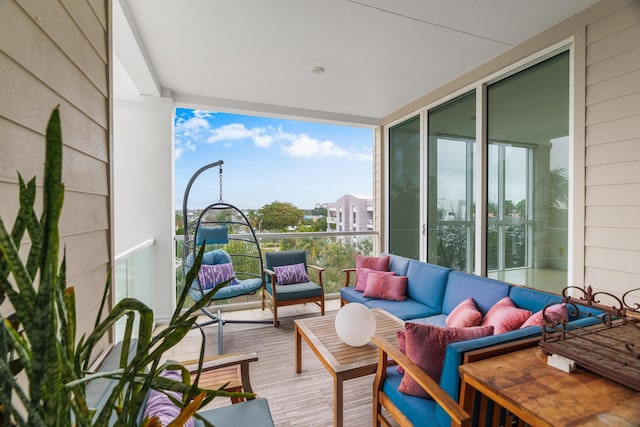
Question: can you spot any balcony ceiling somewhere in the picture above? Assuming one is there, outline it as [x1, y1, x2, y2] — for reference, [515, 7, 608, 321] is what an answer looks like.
[117, 0, 598, 125]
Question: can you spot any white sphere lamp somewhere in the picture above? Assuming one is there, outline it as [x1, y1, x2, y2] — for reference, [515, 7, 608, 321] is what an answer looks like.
[335, 303, 376, 347]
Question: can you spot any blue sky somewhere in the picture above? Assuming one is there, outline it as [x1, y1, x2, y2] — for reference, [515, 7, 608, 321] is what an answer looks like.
[174, 109, 374, 210]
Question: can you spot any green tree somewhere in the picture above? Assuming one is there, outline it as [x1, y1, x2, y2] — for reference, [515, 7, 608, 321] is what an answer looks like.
[257, 201, 304, 232]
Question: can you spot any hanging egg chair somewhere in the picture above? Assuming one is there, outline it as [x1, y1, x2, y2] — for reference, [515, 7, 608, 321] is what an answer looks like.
[182, 160, 272, 354]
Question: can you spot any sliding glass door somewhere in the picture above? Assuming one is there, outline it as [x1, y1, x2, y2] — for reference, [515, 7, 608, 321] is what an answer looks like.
[388, 116, 420, 259]
[427, 91, 476, 272]
[487, 52, 569, 291]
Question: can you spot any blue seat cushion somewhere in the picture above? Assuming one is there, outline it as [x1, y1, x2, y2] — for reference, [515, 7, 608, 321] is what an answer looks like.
[405, 261, 450, 311]
[340, 286, 374, 305]
[364, 298, 439, 320]
[195, 398, 274, 427]
[382, 367, 438, 426]
[190, 277, 263, 302]
[265, 281, 322, 302]
[441, 272, 510, 315]
[408, 314, 448, 327]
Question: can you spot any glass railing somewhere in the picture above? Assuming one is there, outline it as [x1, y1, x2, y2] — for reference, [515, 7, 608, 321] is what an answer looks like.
[175, 231, 378, 308]
[114, 239, 155, 340]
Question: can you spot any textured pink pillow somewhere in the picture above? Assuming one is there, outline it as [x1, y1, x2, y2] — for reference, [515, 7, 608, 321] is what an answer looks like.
[363, 272, 406, 301]
[481, 297, 532, 334]
[446, 298, 482, 328]
[520, 303, 568, 328]
[398, 323, 494, 398]
[355, 255, 390, 291]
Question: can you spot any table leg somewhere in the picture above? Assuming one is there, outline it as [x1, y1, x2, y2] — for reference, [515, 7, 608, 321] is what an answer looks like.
[295, 324, 302, 373]
[334, 375, 343, 427]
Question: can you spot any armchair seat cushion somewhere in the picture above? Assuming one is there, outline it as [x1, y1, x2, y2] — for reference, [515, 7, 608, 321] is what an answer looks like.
[382, 367, 438, 426]
[266, 281, 322, 302]
[195, 398, 274, 427]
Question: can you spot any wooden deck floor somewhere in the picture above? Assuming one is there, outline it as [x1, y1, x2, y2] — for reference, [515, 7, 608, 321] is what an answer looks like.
[158, 299, 398, 426]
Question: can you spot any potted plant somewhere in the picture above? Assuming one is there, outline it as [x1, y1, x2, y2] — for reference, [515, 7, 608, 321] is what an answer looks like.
[0, 107, 244, 426]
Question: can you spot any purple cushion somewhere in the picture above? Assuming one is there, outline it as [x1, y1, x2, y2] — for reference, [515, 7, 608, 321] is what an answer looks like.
[273, 262, 309, 285]
[355, 255, 390, 291]
[481, 297, 532, 334]
[446, 298, 482, 328]
[398, 323, 494, 398]
[142, 370, 194, 427]
[520, 303, 568, 328]
[198, 263, 239, 290]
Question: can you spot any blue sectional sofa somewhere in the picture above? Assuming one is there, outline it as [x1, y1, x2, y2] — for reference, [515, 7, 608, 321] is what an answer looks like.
[341, 253, 602, 427]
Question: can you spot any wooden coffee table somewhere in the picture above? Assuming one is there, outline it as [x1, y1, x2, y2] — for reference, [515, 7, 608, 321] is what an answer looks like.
[294, 308, 404, 427]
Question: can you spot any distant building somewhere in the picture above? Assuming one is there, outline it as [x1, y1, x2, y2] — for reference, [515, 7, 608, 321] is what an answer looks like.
[324, 194, 373, 232]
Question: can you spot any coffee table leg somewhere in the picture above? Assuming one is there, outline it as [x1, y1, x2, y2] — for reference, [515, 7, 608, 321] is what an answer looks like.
[295, 324, 302, 373]
[334, 375, 343, 427]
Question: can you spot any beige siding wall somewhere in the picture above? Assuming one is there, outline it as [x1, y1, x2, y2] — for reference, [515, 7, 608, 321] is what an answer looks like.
[0, 1, 111, 352]
[381, 0, 640, 300]
[584, 0, 640, 301]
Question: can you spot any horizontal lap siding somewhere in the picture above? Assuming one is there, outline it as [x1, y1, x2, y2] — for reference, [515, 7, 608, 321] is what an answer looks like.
[584, 0, 640, 298]
[0, 0, 110, 353]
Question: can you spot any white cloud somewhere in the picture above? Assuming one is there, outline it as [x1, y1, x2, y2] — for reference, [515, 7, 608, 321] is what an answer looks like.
[281, 135, 348, 158]
[175, 147, 183, 159]
[207, 123, 274, 148]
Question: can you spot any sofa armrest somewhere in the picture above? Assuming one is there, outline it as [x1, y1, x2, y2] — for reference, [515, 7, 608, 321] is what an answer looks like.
[371, 335, 471, 427]
[342, 268, 356, 287]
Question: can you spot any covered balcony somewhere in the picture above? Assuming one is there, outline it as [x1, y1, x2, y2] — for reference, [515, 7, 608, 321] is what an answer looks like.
[2, 0, 640, 425]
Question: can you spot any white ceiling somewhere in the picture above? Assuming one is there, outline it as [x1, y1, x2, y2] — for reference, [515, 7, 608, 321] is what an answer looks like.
[117, 0, 599, 126]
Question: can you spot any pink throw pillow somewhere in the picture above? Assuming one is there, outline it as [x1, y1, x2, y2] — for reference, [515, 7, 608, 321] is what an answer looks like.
[354, 255, 390, 291]
[520, 303, 568, 329]
[363, 272, 406, 301]
[396, 330, 406, 374]
[481, 297, 532, 334]
[398, 323, 494, 398]
[355, 268, 395, 292]
[446, 298, 482, 328]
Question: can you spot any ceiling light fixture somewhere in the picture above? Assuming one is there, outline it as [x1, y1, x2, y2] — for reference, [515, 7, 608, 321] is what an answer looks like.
[312, 66, 325, 74]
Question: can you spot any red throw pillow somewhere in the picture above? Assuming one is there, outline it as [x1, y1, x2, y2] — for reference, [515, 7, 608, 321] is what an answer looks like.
[446, 298, 482, 328]
[363, 272, 406, 301]
[398, 323, 494, 398]
[520, 303, 568, 329]
[354, 255, 390, 291]
[481, 297, 532, 334]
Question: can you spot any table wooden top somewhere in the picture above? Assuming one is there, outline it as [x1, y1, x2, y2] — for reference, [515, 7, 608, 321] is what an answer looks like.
[459, 347, 640, 426]
[295, 309, 404, 376]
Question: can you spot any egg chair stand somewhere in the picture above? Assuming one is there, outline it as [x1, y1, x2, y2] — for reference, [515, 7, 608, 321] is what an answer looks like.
[182, 160, 274, 355]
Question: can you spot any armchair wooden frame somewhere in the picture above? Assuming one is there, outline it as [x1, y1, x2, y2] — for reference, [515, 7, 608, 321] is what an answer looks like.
[262, 264, 325, 327]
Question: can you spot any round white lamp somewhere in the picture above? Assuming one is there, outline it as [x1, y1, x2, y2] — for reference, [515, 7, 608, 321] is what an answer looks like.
[335, 303, 376, 347]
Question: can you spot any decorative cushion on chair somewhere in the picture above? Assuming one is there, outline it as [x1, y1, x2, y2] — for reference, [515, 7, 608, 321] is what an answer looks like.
[481, 296, 532, 334]
[446, 298, 482, 328]
[142, 369, 194, 427]
[520, 303, 568, 328]
[195, 225, 229, 245]
[355, 255, 390, 291]
[398, 323, 494, 398]
[363, 272, 407, 301]
[198, 263, 240, 289]
[273, 263, 309, 285]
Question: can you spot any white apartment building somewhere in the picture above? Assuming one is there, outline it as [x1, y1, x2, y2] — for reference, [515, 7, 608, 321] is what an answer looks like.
[325, 194, 373, 232]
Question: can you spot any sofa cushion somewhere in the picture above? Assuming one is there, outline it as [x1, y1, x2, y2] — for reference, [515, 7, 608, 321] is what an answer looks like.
[405, 261, 450, 311]
[398, 323, 494, 398]
[355, 255, 390, 291]
[441, 272, 510, 316]
[446, 298, 482, 328]
[382, 367, 438, 426]
[481, 297, 532, 334]
[340, 286, 374, 305]
[508, 286, 562, 314]
[384, 253, 412, 276]
[365, 298, 439, 320]
[364, 273, 407, 301]
[520, 303, 568, 328]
